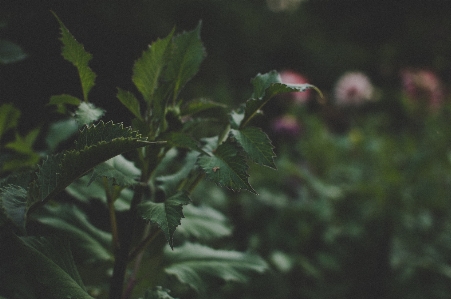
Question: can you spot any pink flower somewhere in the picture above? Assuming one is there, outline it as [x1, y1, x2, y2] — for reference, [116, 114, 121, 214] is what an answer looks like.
[279, 70, 311, 103]
[271, 114, 301, 137]
[400, 69, 443, 108]
[333, 72, 374, 106]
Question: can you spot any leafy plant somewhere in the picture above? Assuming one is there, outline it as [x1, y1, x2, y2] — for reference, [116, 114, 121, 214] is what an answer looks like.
[0, 13, 319, 299]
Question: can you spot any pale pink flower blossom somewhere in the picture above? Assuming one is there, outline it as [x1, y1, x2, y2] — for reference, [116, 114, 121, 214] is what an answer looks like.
[400, 69, 443, 108]
[334, 72, 374, 106]
[271, 114, 301, 136]
[279, 70, 311, 103]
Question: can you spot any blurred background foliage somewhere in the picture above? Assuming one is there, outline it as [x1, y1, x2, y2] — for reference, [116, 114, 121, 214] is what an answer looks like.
[2, 0, 451, 298]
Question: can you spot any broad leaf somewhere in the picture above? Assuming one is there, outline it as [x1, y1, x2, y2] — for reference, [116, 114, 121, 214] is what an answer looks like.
[117, 88, 143, 120]
[0, 185, 28, 230]
[143, 286, 177, 299]
[0, 235, 93, 299]
[34, 121, 150, 204]
[53, 13, 96, 101]
[137, 191, 191, 249]
[176, 205, 232, 240]
[164, 242, 268, 293]
[31, 204, 113, 264]
[75, 102, 105, 125]
[197, 141, 256, 194]
[164, 22, 206, 101]
[0, 103, 20, 140]
[230, 126, 276, 169]
[133, 28, 174, 103]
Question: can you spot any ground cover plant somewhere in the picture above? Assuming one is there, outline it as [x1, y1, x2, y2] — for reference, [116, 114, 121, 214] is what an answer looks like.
[0, 14, 320, 299]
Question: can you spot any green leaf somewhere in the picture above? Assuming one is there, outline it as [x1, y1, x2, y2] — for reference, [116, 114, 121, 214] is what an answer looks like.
[164, 242, 268, 293]
[31, 204, 113, 264]
[0, 39, 28, 64]
[137, 191, 191, 249]
[240, 71, 322, 128]
[53, 12, 96, 101]
[75, 102, 105, 125]
[197, 141, 256, 194]
[176, 205, 232, 241]
[34, 121, 150, 204]
[164, 22, 206, 101]
[0, 103, 20, 140]
[251, 70, 280, 99]
[181, 98, 227, 116]
[66, 174, 133, 211]
[156, 150, 199, 196]
[117, 88, 143, 120]
[0, 185, 28, 230]
[0, 235, 93, 299]
[132, 28, 175, 103]
[48, 94, 82, 106]
[88, 158, 139, 187]
[230, 126, 276, 169]
[5, 128, 40, 154]
[143, 286, 177, 299]
[45, 118, 79, 151]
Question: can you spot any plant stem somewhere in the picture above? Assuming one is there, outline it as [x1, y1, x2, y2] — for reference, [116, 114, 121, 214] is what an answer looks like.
[104, 178, 120, 253]
[109, 181, 145, 299]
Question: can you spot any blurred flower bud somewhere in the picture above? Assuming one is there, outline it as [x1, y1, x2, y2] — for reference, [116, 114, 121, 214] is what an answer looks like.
[334, 72, 374, 106]
[271, 114, 301, 137]
[279, 70, 311, 104]
[400, 69, 443, 109]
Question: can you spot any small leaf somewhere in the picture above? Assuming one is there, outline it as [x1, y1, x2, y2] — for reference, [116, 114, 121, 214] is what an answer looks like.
[197, 141, 256, 194]
[75, 102, 105, 125]
[5, 128, 40, 154]
[0, 185, 28, 230]
[164, 22, 206, 101]
[164, 242, 268, 293]
[251, 70, 280, 99]
[137, 191, 191, 249]
[240, 71, 322, 128]
[0, 39, 28, 64]
[230, 127, 276, 169]
[0, 103, 20, 140]
[117, 88, 143, 120]
[176, 205, 232, 240]
[53, 12, 96, 101]
[143, 286, 177, 299]
[133, 28, 175, 103]
[0, 235, 93, 299]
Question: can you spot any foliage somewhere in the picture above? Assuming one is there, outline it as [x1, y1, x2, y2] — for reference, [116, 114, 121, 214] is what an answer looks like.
[0, 14, 319, 299]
